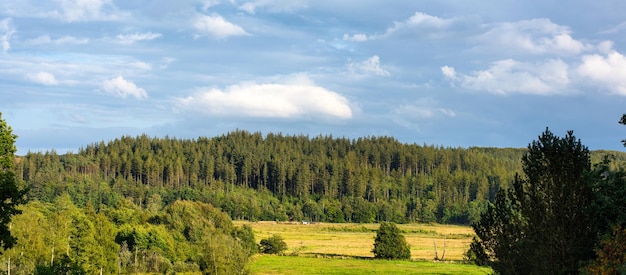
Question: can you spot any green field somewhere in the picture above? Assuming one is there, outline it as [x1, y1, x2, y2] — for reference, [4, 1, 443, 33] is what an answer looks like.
[250, 254, 493, 275]
[237, 221, 492, 274]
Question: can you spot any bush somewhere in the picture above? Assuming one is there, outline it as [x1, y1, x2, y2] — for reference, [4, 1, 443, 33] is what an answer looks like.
[372, 222, 410, 260]
[259, 234, 287, 254]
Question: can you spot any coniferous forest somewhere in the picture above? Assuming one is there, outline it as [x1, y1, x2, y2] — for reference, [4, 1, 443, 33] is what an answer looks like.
[14, 131, 626, 225]
[5, 130, 626, 274]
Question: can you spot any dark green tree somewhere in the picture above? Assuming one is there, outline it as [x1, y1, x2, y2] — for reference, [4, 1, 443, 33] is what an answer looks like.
[372, 222, 410, 260]
[0, 112, 27, 251]
[259, 234, 287, 254]
[471, 129, 597, 274]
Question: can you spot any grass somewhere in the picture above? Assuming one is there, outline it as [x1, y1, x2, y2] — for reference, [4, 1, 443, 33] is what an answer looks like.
[236, 221, 476, 261]
[236, 221, 492, 274]
[249, 254, 493, 275]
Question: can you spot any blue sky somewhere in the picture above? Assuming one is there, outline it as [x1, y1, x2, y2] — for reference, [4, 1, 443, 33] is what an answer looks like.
[2, 0, 626, 154]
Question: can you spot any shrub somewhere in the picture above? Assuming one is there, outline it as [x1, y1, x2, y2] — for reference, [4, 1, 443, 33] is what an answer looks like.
[372, 222, 410, 260]
[259, 234, 287, 254]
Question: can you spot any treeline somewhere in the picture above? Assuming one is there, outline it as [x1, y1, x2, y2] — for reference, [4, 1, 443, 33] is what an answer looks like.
[0, 195, 255, 274]
[14, 131, 626, 225]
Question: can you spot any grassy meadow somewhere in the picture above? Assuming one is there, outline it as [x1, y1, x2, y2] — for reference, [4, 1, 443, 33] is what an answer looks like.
[236, 221, 492, 274]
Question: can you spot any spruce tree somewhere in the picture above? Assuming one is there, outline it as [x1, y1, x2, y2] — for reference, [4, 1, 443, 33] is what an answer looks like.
[372, 222, 410, 259]
[0, 112, 27, 252]
[471, 129, 597, 274]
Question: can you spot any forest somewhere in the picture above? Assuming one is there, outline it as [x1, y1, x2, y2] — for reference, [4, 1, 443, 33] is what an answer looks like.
[14, 131, 626, 225]
[4, 129, 626, 274]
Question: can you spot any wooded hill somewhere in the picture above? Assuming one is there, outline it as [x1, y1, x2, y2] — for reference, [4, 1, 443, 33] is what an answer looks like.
[14, 130, 626, 225]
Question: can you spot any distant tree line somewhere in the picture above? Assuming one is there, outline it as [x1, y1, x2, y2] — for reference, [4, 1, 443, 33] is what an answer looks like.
[14, 131, 626, 225]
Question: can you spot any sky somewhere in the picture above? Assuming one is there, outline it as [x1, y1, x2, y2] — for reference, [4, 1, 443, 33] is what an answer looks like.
[2, 0, 626, 155]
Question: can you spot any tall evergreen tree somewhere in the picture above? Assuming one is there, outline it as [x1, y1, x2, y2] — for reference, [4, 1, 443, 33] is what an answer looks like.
[471, 129, 597, 274]
[0, 112, 27, 252]
[372, 222, 410, 260]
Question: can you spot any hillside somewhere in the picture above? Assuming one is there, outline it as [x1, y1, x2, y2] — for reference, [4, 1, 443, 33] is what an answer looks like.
[15, 130, 626, 225]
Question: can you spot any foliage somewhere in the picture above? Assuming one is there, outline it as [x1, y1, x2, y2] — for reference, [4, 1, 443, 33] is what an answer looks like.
[233, 224, 258, 256]
[471, 129, 600, 274]
[584, 225, 626, 275]
[372, 222, 410, 260]
[0, 112, 27, 252]
[33, 255, 86, 275]
[260, 234, 288, 254]
[198, 233, 250, 275]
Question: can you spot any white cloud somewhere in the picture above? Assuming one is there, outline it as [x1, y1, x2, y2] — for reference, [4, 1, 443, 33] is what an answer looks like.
[201, 0, 222, 11]
[238, 0, 307, 14]
[397, 12, 453, 30]
[343, 12, 467, 42]
[25, 35, 88, 45]
[116, 32, 162, 45]
[177, 78, 352, 120]
[343, 33, 368, 42]
[130, 61, 152, 70]
[101, 76, 148, 99]
[476, 19, 590, 55]
[27, 72, 58, 85]
[441, 65, 457, 80]
[193, 14, 248, 38]
[392, 101, 456, 130]
[0, 18, 15, 54]
[57, 0, 124, 22]
[577, 50, 626, 95]
[348, 55, 390, 77]
[444, 59, 570, 95]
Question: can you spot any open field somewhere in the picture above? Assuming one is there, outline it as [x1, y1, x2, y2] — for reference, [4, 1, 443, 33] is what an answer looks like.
[236, 221, 475, 261]
[250, 254, 493, 275]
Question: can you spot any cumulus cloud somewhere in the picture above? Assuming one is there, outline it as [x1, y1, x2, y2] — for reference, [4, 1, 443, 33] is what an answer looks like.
[0, 18, 15, 54]
[25, 35, 88, 45]
[577, 50, 626, 95]
[348, 55, 390, 77]
[27, 72, 59, 85]
[476, 19, 590, 55]
[116, 32, 162, 45]
[101, 76, 148, 99]
[193, 14, 248, 38]
[176, 78, 352, 120]
[443, 59, 570, 95]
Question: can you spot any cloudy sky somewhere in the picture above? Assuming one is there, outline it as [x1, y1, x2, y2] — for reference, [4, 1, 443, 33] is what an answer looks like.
[2, 0, 626, 154]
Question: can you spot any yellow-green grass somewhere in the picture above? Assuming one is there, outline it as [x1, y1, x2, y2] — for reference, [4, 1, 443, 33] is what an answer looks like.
[235, 221, 475, 261]
[249, 254, 493, 275]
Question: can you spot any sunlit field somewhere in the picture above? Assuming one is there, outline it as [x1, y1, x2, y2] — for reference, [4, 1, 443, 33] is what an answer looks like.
[236, 221, 474, 260]
[250, 254, 493, 275]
